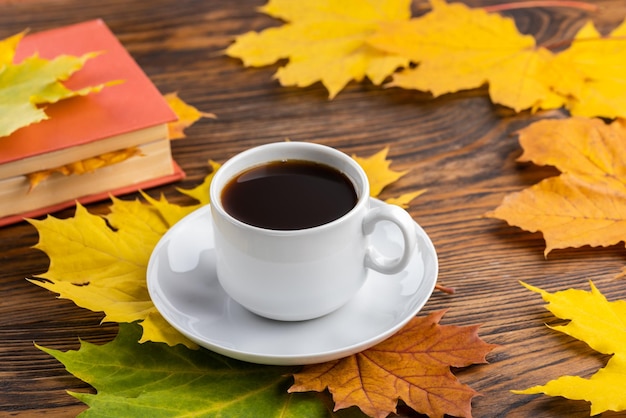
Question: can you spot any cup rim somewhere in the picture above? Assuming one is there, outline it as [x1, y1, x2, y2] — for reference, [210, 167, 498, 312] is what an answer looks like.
[209, 141, 370, 235]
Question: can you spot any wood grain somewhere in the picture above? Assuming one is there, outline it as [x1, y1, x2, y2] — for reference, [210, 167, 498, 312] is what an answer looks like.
[2, 1, 626, 417]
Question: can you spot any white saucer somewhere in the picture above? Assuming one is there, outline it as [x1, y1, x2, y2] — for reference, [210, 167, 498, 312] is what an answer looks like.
[147, 198, 438, 365]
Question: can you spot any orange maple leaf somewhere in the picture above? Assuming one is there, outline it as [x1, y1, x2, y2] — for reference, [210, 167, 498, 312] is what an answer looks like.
[487, 117, 626, 255]
[289, 310, 496, 418]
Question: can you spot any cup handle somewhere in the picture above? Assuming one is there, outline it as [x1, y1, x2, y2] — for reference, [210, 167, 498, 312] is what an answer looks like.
[362, 204, 417, 274]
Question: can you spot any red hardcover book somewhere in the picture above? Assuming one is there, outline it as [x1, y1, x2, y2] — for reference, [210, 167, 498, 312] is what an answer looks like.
[0, 19, 185, 226]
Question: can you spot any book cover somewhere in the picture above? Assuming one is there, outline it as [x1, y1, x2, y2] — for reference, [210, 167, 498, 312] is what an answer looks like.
[1, 19, 177, 172]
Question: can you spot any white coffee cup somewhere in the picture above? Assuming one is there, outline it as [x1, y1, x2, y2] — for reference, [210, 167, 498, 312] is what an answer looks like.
[209, 142, 417, 321]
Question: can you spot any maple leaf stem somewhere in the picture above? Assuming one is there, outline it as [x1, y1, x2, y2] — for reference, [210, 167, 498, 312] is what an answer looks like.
[483, 1, 598, 13]
[435, 283, 456, 295]
[539, 34, 626, 51]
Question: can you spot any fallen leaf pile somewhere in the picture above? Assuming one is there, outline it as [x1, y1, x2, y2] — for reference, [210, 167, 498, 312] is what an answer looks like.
[229, 0, 626, 119]
[514, 281, 626, 415]
[487, 117, 626, 255]
[0, 31, 113, 138]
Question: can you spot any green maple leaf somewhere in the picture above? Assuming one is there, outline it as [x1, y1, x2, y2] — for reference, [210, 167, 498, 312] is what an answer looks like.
[38, 323, 364, 417]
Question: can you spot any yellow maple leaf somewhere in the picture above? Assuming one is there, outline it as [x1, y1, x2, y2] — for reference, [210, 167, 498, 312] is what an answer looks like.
[369, 0, 626, 118]
[163, 92, 215, 140]
[352, 146, 408, 197]
[0, 31, 23, 65]
[368, 0, 563, 112]
[176, 159, 220, 204]
[546, 20, 626, 119]
[385, 188, 426, 208]
[27, 164, 218, 349]
[226, 0, 411, 99]
[27, 147, 142, 190]
[486, 117, 626, 255]
[0, 31, 113, 138]
[514, 281, 626, 415]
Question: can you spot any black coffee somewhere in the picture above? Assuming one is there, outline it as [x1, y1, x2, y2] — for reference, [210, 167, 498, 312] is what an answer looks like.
[221, 160, 358, 230]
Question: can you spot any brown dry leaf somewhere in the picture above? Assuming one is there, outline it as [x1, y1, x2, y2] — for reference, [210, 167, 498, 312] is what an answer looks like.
[290, 310, 496, 418]
[227, 0, 626, 118]
[164, 92, 215, 140]
[487, 117, 626, 255]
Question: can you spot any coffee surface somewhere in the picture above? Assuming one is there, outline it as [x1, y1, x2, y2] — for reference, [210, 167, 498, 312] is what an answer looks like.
[221, 160, 358, 230]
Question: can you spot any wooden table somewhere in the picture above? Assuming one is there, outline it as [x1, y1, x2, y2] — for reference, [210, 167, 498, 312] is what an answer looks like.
[2, 1, 626, 417]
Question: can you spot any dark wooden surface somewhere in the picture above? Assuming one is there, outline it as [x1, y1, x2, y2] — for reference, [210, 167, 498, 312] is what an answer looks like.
[2, 1, 626, 417]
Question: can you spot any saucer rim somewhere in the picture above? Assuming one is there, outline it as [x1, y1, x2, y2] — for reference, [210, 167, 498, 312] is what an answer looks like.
[147, 198, 438, 365]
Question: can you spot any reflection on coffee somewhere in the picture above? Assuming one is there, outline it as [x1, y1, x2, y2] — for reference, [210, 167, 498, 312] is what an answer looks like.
[221, 160, 358, 230]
